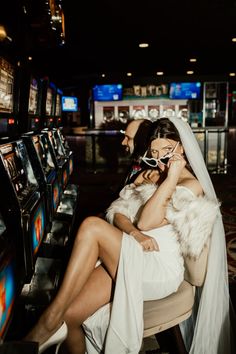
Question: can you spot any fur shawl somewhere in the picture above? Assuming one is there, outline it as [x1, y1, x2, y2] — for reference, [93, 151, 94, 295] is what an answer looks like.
[106, 183, 220, 259]
[106, 183, 157, 225]
[166, 186, 220, 258]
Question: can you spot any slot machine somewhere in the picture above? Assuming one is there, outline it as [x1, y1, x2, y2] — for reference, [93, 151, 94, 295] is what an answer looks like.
[0, 209, 61, 347]
[54, 128, 75, 179]
[41, 129, 79, 209]
[22, 132, 72, 248]
[0, 139, 47, 282]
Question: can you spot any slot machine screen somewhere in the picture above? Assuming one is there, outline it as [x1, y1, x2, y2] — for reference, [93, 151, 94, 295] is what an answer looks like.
[31, 200, 46, 256]
[33, 135, 55, 176]
[0, 256, 15, 339]
[52, 179, 60, 213]
[0, 57, 14, 113]
[55, 93, 62, 116]
[28, 77, 39, 115]
[0, 141, 38, 200]
[46, 87, 53, 116]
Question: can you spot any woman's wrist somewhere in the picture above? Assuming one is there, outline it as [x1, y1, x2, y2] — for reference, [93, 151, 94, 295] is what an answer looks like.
[129, 229, 140, 237]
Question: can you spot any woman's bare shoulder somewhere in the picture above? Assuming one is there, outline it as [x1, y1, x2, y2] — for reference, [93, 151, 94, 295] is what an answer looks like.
[180, 178, 203, 197]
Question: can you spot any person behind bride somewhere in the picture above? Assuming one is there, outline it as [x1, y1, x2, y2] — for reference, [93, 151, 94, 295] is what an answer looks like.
[24, 117, 234, 354]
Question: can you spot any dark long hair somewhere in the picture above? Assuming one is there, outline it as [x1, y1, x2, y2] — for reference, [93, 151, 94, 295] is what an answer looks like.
[132, 119, 153, 161]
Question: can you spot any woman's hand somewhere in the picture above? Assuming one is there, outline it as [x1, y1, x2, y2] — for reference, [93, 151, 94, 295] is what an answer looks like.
[167, 153, 186, 179]
[134, 169, 160, 186]
[130, 230, 159, 252]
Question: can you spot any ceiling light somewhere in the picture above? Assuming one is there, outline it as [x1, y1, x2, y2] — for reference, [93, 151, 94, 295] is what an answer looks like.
[189, 58, 197, 62]
[229, 72, 236, 76]
[156, 71, 164, 76]
[187, 70, 194, 75]
[127, 72, 132, 76]
[232, 38, 236, 42]
[101, 74, 105, 78]
[139, 43, 149, 48]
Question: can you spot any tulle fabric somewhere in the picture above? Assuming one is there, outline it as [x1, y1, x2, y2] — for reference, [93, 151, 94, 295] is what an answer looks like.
[169, 116, 235, 353]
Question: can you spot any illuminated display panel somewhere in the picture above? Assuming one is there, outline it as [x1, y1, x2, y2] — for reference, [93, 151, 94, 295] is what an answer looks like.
[0, 141, 38, 200]
[69, 157, 73, 176]
[52, 179, 60, 212]
[31, 201, 46, 256]
[55, 93, 62, 116]
[61, 96, 78, 112]
[169, 82, 201, 99]
[62, 167, 69, 189]
[0, 257, 15, 339]
[0, 57, 14, 113]
[46, 87, 53, 116]
[93, 84, 123, 101]
[28, 77, 39, 115]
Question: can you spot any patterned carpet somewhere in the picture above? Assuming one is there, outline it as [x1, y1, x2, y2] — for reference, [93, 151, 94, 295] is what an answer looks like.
[212, 172, 236, 285]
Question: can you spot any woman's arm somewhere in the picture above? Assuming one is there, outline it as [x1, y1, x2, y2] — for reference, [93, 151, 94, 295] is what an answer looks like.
[113, 213, 159, 251]
[137, 156, 186, 231]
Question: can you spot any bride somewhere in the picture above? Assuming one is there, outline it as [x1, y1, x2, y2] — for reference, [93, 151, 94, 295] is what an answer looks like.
[24, 117, 234, 354]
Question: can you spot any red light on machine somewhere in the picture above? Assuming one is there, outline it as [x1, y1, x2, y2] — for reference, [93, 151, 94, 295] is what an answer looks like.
[8, 118, 15, 125]
[35, 117, 39, 123]
[50, 118, 53, 122]
[58, 118, 61, 121]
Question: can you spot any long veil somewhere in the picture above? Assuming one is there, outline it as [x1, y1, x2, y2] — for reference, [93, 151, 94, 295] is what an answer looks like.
[169, 117, 235, 353]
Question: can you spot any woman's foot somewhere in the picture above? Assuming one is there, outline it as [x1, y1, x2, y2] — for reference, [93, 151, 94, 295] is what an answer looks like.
[24, 318, 65, 347]
[38, 322, 68, 354]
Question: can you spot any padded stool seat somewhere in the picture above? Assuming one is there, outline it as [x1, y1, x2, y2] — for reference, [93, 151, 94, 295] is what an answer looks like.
[143, 280, 195, 337]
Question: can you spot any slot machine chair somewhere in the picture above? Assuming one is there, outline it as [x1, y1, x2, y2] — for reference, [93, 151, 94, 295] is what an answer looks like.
[83, 245, 209, 354]
[143, 245, 208, 353]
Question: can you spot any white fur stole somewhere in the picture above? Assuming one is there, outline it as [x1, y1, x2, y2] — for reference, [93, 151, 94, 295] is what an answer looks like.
[106, 183, 157, 225]
[166, 186, 220, 258]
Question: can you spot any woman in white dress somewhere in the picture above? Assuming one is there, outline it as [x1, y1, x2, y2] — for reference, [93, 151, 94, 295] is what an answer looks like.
[24, 117, 233, 354]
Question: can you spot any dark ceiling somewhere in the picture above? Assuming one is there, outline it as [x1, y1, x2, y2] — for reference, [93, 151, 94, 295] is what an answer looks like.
[2, 0, 236, 88]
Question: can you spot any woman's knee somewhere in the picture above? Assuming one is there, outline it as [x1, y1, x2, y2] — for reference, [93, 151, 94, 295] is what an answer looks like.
[77, 216, 106, 240]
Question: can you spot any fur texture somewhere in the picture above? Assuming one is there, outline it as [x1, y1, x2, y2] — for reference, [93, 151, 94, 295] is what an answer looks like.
[106, 183, 157, 225]
[106, 184, 220, 259]
[166, 186, 220, 258]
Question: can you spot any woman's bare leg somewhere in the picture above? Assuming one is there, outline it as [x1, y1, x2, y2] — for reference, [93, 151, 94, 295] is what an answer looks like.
[25, 216, 122, 345]
[62, 264, 113, 354]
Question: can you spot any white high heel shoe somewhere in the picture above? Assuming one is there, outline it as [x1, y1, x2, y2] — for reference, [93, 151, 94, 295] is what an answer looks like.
[39, 321, 68, 354]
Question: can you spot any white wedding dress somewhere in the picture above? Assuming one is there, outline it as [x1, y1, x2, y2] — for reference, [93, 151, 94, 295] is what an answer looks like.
[83, 184, 218, 354]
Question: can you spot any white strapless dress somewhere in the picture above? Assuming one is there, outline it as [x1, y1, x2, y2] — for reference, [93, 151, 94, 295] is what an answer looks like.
[83, 223, 184, 354]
